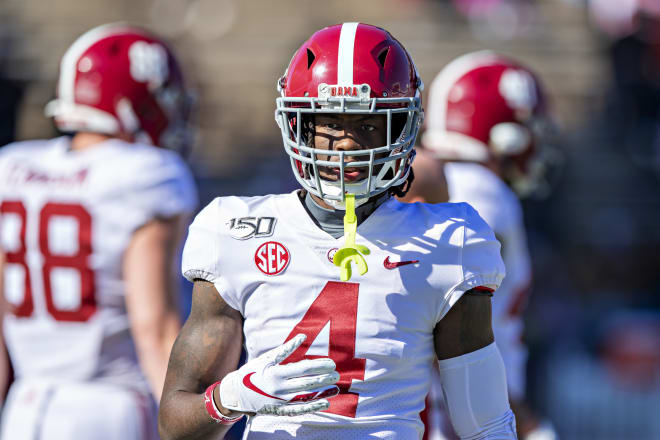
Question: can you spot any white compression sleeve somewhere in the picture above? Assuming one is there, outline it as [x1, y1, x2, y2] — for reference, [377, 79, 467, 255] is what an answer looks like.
[437, 342, 517, 439]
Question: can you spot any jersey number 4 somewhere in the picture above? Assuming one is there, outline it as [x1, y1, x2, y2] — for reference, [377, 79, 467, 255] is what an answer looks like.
[1, 200, 95, 322]
[281, 281, 366, 418]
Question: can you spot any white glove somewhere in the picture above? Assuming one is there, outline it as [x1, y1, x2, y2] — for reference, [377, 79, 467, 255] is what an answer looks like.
[219, 334, 340, 416]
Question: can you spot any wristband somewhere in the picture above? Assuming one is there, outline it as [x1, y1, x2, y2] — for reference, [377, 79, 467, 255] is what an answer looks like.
[204, 381, 244, 425]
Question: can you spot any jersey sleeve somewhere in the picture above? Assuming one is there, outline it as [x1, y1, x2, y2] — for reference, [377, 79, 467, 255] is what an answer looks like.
[181, 198, 241, 312]
[120, 149, 198, 230]
[438, 203, 506, 323]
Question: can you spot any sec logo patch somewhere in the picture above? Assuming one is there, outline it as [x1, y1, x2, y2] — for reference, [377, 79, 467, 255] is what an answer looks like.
[326, 247, 338, 264]
[254, 241, 290, 275]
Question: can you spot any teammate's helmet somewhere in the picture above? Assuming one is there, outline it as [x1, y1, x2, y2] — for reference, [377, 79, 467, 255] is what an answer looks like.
[46, 23, 193, 154]
[423, 51, 553, 196]
[276, 23, 423, 207]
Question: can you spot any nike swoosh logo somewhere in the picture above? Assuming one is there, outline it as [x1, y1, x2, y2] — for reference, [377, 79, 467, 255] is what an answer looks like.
[243, 372, 284, 401]
[290, 386, 339, 403]
[383, 256, 419, 269]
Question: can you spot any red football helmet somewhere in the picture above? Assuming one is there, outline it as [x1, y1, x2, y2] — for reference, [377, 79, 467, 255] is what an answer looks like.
[46, 23, 193, 154]
[423, 51, 556, 196]
[275, 23, 423, 207]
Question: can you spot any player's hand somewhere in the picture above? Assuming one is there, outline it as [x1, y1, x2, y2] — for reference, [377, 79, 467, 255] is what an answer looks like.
[219, 334, 340, 416]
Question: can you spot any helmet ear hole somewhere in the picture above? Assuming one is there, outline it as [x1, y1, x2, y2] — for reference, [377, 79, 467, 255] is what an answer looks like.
[377, 48, 389, 68]
[306, 48, 316, 69]
[109, 41, 121, 56]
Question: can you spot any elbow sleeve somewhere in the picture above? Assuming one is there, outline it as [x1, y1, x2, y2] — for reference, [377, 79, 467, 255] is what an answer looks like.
[437, 342, 517, 439]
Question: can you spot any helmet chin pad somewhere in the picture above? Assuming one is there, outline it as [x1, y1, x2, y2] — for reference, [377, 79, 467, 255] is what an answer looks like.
[318, 179, 372, 209]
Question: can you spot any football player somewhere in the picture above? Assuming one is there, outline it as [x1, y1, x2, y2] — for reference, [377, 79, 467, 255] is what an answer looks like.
[406, 51, 558, 440]
[159, 23, 516, 439]
[0, 24, 197, 439]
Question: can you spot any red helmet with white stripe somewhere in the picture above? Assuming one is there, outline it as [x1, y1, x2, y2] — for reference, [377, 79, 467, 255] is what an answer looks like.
[275, 23, 423, 207]
[423, 51, 553, 196]
[46, 23, 193, 154]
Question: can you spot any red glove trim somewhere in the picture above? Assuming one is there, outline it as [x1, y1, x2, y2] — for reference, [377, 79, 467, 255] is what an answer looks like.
[204, 381, 244, 425]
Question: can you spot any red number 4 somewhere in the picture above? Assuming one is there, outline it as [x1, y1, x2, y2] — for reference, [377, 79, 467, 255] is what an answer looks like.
[1, 200, 96, 322]
[282, 281, 366, 418]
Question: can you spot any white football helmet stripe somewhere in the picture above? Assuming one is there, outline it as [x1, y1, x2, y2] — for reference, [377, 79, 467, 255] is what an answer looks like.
[337, 22, 358, 85]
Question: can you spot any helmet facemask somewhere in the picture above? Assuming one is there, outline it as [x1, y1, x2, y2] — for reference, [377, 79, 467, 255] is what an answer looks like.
[276, 87, 422, 209]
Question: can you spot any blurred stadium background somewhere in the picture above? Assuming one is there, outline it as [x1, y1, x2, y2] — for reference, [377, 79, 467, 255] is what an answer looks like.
[1, 0, 659, 438]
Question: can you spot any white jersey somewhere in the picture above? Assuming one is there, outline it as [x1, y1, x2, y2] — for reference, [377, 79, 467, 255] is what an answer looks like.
[182, 191, 504, 439]
[445, 161, 531, 398]
[0, 137, 197, 392]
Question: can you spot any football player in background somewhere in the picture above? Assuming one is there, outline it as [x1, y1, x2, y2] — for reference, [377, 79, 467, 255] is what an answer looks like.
[159, 23, 516, 440]
[0, 24, 197, 439]
[403, 51, 558, 440]
[400, 147, 449, 205]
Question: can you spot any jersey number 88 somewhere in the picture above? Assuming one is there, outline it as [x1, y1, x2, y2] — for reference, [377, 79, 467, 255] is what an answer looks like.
[1, 200, 96, 322]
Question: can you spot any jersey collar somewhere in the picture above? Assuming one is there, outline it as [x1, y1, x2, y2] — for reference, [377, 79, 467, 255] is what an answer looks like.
[276, 190, 395, 242]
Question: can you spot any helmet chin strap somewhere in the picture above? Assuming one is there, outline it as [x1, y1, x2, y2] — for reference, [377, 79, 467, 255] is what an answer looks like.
[332, 194, 370, 281]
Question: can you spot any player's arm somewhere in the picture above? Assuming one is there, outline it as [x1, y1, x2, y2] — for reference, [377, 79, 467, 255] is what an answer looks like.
[123, 215, 189, 402]
[434, 291, 517, 439]
[159, 280, 244, 440]
[434, 291, 494, 360]
[159, 280, 339, 440]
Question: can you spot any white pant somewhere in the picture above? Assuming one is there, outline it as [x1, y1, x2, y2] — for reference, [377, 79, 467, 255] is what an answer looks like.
[1, 379, 158, 440]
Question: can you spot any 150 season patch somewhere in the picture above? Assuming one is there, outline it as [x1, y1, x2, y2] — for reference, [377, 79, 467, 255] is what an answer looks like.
[227, 216, 276, 240]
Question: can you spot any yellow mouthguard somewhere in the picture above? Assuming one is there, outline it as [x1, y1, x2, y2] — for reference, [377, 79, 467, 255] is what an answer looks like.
[333, 193, 370, 281]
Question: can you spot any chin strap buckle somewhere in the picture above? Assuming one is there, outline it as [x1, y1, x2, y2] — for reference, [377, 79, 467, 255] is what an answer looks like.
[333, 193, 370, 281]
